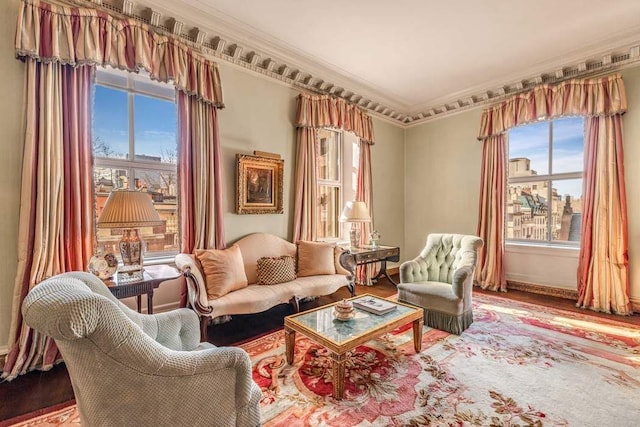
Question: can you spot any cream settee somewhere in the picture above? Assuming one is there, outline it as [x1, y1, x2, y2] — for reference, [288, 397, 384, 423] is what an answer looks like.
[175, 233, 354, 340]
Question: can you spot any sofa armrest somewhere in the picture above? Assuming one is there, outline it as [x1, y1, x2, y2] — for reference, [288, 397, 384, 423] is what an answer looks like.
[175, 254, 212, 317]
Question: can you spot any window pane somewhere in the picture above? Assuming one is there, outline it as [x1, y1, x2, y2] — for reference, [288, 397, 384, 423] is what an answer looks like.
[316, 129, 340, 182]
[134, 94, 177, 164]
[506, 181, 549, 241]
[509, 121, 549, 176]
[551, 179, 582, 243]
[94, 168, 130, 254]
[93, 86, 129, 159]
[552, 117, 584, 174]
[317, 185, 340, 239]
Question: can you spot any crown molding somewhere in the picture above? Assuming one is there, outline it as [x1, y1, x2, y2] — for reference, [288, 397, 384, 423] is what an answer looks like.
[71, 0, 640, 128]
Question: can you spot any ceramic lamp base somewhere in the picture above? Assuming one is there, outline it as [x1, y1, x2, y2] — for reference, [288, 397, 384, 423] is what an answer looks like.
[349, 225, 361, 248]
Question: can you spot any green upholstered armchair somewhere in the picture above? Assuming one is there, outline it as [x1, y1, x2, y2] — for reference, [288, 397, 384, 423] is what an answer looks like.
[22, 272, 262, 427]
[398, 234, 483, 334]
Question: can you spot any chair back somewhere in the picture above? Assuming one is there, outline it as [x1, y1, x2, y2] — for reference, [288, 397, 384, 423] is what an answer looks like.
[419, 233, 483, 283]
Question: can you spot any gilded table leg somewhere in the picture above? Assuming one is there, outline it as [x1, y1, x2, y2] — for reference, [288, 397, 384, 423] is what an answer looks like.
[412, 318, 423, 353]
[331, 352, 347, 400]
[284, 327, 296, 364]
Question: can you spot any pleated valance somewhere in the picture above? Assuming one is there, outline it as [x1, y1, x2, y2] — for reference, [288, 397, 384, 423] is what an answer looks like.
[15, 0, 224, 107]
[478, 74, 626, 140]
[296, 93, 375, 144]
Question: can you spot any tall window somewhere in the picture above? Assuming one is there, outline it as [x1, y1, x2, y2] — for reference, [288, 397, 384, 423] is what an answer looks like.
[316, 129, 359, 241]
[92, 69, 179, 259]
[507, 117, 584, 244]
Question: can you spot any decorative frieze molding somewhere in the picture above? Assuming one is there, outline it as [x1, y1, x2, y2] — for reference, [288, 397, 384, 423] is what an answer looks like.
[71, 0, 640, 127]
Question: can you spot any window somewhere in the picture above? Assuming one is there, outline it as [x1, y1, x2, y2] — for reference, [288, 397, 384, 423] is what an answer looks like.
[315, 129, 359, 241]
[92, 69, 179, 259]
[506, 117, 584, 244]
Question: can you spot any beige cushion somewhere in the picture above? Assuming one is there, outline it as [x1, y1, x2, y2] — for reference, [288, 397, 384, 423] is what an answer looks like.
[195, 245, 248, 299]
[297, 241, 336, 277]
[256, 256, 296, 285]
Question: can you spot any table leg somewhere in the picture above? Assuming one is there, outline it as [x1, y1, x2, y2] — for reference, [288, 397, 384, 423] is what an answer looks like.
[413, 318, 424, 352]
[136, 295, 142, 313]
[147, 290, 154, 314]
[331, 352, 347, 400]
[284, 327, 296, 364]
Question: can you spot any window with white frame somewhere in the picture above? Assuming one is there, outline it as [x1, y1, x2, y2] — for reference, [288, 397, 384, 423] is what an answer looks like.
[316, 128, 359, 241]
[506, 117, 584, 244]
[92, 68, 179, 259]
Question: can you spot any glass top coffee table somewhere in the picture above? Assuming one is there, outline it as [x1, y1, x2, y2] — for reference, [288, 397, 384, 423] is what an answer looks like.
[284, 294, 424, 400]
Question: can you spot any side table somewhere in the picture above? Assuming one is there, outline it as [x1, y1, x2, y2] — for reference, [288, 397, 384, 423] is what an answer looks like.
[339, 245, 400, 287]
[105, 264, 181, 314]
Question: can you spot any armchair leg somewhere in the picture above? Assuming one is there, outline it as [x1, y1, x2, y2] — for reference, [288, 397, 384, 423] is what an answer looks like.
[200, 316, 210, 342]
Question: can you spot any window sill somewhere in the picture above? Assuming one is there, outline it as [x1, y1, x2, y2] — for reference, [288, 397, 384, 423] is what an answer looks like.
[506, 242, 579, 258]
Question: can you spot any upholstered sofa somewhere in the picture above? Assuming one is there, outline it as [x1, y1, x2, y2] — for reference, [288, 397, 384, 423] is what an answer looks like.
[175, 232, 354, 340]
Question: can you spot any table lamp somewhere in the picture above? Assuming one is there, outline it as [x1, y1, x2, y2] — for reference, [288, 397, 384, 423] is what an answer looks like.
[97, 190, 163, 272]
[339, 201, 371, 248]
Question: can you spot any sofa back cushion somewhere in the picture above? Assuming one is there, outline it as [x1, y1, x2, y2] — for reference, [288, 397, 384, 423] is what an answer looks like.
[195, 245, 248, 299]
[298, 241, 336, 277]
[235, 233, 297, 285]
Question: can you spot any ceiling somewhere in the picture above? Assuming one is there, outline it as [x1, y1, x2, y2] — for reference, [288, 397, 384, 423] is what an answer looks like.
[133, 0, 640, 124]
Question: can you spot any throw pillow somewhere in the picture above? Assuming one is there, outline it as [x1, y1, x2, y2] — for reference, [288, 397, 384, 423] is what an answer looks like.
[256, 256, 296, 285]
[195, 245, 248, 299]
[297, 241, 336, 277]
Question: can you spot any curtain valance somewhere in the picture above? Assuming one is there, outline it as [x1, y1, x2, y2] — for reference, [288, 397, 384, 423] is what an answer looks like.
[15, 0, 224, 107]
[478, 74, 626, 140]
[295, 93, 375, 144]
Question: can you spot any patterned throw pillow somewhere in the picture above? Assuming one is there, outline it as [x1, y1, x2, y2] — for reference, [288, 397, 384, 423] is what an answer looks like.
[256, 256, 296, 285]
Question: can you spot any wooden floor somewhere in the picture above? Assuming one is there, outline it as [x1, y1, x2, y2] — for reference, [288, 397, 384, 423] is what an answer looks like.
[1, 276, 638, 423]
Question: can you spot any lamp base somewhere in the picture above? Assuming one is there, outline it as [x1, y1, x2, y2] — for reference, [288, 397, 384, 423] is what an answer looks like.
[349, 225, 361, 248]
[119, 228, 143, 272]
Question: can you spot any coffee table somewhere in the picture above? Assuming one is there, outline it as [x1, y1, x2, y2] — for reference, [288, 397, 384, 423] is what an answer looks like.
[284, 294, 424, 399]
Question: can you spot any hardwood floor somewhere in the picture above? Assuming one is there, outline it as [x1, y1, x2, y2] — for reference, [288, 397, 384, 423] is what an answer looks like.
[1, 276, 638, 423]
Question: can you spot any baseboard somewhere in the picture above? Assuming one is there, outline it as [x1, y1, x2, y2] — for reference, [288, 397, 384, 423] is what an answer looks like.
[507, 280, 578, 300]
[151, 301, 180, 314]
[507, 280, 640, 313]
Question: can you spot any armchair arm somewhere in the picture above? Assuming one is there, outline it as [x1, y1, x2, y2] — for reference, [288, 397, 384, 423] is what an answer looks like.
[451, 265, 473, 299]
[400, 258, 429, 283]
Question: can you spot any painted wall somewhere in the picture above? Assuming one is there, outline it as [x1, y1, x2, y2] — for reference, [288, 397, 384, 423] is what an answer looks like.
[404, 67, 640, 306]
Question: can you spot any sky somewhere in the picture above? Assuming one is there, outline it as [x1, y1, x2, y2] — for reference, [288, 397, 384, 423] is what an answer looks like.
[509, 117, 584, 198]
[93, 85, 177, 162]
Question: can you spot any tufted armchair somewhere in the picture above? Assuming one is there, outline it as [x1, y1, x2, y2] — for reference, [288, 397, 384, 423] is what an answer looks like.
[398, 234, 483, 334]
[22, 272, 262, 427]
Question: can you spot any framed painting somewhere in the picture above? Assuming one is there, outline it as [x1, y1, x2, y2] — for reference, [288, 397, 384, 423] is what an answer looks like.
[236, 154, 284, 214]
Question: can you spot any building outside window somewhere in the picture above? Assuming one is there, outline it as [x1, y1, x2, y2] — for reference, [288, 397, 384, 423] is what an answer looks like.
[92, 68, 179, 259]
[506, 117, 584, 244]
[316, 129, 359, 241]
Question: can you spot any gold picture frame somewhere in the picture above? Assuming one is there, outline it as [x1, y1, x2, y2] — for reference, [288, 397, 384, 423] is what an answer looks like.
[236, 154, 284, 214]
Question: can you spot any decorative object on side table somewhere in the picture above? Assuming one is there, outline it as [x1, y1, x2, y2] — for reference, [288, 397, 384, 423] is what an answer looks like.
[369, 230, 381, 247]
[339, 200, 371, 248]
[87, 251, 118, 280]
[334, 299, 355, 321]
[96, 190, 163, 274]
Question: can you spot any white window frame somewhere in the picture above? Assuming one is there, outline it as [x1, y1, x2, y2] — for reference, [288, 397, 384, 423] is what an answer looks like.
[506, 118, 584, 247]
[93, 68, 178, 260]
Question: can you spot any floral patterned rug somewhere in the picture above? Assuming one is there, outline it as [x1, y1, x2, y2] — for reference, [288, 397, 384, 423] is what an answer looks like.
[247, 293, 640, 426]
[8, 293, 640, 426]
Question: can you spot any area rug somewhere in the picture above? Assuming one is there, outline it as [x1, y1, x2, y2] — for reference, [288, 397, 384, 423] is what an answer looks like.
[8, 293, 640, 426]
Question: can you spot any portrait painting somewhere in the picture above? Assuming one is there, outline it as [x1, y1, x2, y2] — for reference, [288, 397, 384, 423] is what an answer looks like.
[236, 154, 284, 214]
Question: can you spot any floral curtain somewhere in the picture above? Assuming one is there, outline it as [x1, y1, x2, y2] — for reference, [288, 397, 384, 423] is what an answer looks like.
[476, 74, 629, 313]
[2, 59, 94, 380]
[293, 93, 376, 243]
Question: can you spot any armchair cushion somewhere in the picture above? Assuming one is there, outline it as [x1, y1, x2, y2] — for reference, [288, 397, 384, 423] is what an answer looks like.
[297, 240, 336, 277]
[195, 245, 248, 299]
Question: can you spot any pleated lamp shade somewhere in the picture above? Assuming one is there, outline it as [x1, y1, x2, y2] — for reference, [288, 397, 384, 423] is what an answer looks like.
[339, 201, 371, 223]
[97, 190, 163, 228]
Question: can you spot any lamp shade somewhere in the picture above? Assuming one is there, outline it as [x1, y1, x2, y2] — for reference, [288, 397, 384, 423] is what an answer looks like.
[339, 201, 371, 223]
[97, 190, 163, 228]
